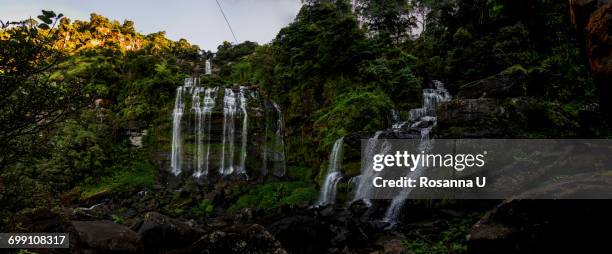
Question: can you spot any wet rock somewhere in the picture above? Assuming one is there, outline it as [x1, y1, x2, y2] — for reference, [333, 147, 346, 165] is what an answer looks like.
[320, 206, 335, 217]
[134, 212, 202, 253]
[187, 224, 286, 254]
[234, 208, 256, 223]
[71, 220, 143, 253]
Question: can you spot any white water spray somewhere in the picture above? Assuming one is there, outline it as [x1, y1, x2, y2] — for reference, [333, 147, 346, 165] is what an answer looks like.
[316, 138, 344, 206]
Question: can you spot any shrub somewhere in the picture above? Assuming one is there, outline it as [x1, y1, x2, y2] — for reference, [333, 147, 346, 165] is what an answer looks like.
[191, 199, 214, 217]
[228, 182, 317, 214]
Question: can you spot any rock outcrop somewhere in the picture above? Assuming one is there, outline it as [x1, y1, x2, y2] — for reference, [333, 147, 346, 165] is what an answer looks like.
[468, 198, 612, 253]
[570, 0, 612, 120]
[132, 212, 203, 253]
[71, 220, 143, 253]
[456, 66, 527, 99]
[187, 224, 287, 254]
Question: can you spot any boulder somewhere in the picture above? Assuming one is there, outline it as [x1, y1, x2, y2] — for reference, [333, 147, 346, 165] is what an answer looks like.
[133, 212, 202, 253]
[187, 224, 287, 254]
[71, 220, 143, 253]
[268, 215, 333, 254]
[12, 208, 83, 252]
[437, 98, 504, 123]
[467, 176, 612, 253]
[456, 66, 527, 99]
[382, 239, 408, 254]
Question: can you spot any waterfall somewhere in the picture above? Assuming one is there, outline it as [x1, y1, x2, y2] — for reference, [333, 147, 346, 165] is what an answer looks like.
[352, 131, 383, 202]
[316, 138, 344, 206]
[169, 80, 285, 179]
[220, 88, 238, 175]
[237, 87, 249, 175]
[192, 87, 204, 176]
[382, 81, 451, 225]
[193, 87, 218, 178]
[272, 102, 286, 177]
[170, 86, 185, 176]
[205, 59, 212, 75]
[347, 175, 361, 194]
[408, 81, 450, 121]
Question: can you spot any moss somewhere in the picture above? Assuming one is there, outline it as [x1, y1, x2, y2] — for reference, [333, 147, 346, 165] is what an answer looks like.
[227, 182, 317, 214]
[77, 161, 156, 199]
[191, 199, 214, 217]
[287, 166, 315, 182]
[342, 161, 361, 177]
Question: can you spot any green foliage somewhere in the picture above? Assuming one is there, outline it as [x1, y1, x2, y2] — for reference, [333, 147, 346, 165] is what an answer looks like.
[401, 216, 476, 254]
[191, 199, 214, 217]
[214, 41, 258, 79]
[287, 166, 316, 182]
[111, 214, 124, 224]
[355, 0, 416, 44]
[77, 161, 156, 200]
[0, 10, 83, 171]
[412, 0, 593, 102]
[35, 110, 111, 190]
[315, 90, 392, 149]
[0, 11, 196, 213]
[228, 182, 317, 214]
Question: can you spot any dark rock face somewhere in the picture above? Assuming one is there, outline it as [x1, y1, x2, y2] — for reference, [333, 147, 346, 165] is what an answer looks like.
[435, 98, 511, 138]
[468, 174, 612, 253]
[456, 66, 528, 99]
[266, 203, 391, 254]
[437, 99, 504, 123]
[187, 224, 287, 254]
[10, 209, 83, 253]
[468, 199, 612, 253]
[570, 0, 612, 120]
[133, 212, 203, 253]
[71, 220, 143, 253]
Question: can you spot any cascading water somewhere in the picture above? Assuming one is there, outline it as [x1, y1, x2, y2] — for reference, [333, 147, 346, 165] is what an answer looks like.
[169, 78, 285, 180]
[352, 131, 383, 203]
[170, 86, 185, 176]
[408, 81, 450, 121]
[316, 138, 344, 206]
[192, 87, 204, 176]
[205, 59, 212, 75]
[382, 81, 451, 224]
[237, 87, 249, 175]
[220, 88, 238, 175]
[193, 87, 219, 178]
[272, 102, 286, 177]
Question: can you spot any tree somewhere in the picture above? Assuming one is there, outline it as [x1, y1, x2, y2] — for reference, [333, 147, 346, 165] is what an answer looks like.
[0, 11, 85, 171]
[356, 0, 416, 44]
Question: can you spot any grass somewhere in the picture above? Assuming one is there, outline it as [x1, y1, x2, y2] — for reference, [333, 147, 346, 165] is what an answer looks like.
[228, 181, 317, 214]
[77, 161, 156, 199]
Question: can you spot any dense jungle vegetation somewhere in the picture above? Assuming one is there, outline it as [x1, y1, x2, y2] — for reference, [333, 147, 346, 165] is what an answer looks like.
[0, 0, 608, 245]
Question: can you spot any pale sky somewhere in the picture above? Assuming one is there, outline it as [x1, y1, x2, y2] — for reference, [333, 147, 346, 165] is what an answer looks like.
[0, 0, 303, 51]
